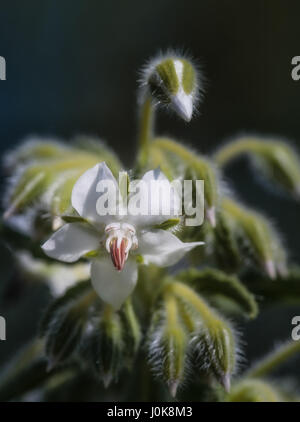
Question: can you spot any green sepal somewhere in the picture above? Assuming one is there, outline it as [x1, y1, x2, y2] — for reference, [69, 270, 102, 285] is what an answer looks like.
[176, 268, 258, 319]
[222, 197, 286, 277]
[168, 281, 236, 391]
[151, 138, 219, 217]
[153, 218, 181, 230]
[146, 291, 189, 397]
[61, 215, 88, 224]
[212, 210, 241, 272]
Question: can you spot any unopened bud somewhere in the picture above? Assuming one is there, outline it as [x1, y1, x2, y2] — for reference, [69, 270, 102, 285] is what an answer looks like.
[142, 54, 202, 122]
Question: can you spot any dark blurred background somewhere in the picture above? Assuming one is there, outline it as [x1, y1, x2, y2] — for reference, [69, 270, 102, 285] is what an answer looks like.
[0, 0, 300, 392]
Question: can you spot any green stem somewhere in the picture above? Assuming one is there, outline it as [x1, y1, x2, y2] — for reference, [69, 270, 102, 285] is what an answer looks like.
[245, 340, 300, 379]
[214, 137, 264, 167]
[137, 94, 155, 168]
[153, 137, 196, 164]
[149, 146, 176, 180]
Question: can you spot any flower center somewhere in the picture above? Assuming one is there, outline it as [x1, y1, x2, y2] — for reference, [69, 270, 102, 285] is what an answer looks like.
[105, 223, 138, 271]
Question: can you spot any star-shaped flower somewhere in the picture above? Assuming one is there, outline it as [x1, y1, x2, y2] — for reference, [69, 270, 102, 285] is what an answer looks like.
[42, 162, 203, 309]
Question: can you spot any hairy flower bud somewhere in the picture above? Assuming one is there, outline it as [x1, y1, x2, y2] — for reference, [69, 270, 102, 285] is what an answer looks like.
[177, 268, 258, 319]
[222, 197, 287, 278]
[147, 293, 189, 398]
[141, 53, 202, 122]
[169, 281, 237, 392]
[151, 138, 219, 226]
[3, 137, 121, 222]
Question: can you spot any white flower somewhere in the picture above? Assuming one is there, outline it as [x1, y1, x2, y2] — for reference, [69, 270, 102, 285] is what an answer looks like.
[42, 162, 203, 309]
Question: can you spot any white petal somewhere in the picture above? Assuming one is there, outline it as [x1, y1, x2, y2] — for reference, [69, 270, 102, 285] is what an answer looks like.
[128, 168, 181, 227]
[71, 162, 118, 224]
[42, 223, 99, 263]
[91, 257, 138, 309]
[171, 91, 193, 122]
[138, 229, 203, 267]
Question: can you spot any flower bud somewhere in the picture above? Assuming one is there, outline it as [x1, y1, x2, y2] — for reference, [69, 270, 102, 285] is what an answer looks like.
[177, 268, 258, 319]
[147, 292, 189, 397]
[142, 53, 202, 122]
[170, 281, 237, 392]
[3, 137, 121, 224]
[152, 138, 219, 226]
[222, 198, 286, 278]
[212, 210, 241, 272]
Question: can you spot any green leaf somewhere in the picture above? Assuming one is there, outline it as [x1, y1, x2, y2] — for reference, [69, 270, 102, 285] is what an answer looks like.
[61, 215, 88, 224]
[153, 218, 181, 230]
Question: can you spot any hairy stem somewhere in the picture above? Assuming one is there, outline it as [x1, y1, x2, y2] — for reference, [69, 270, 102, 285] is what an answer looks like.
[137, 94, 155, 168]
[245, 340, 300, 379]
[214, 137, 264, 166]
[153, 137, 196, 164]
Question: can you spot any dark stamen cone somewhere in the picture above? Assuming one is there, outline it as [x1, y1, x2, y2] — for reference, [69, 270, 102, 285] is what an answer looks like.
[110, 238, 128, 271]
